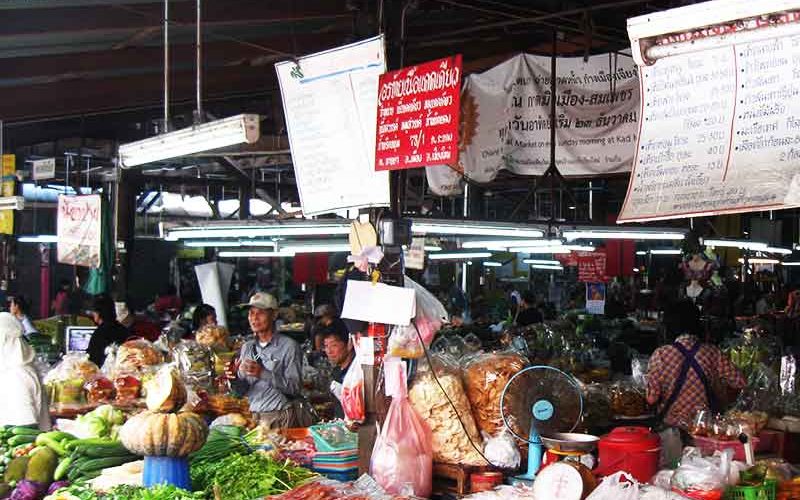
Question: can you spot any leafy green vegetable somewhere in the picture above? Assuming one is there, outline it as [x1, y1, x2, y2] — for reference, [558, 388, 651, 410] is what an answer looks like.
[45, 483, 204, 500]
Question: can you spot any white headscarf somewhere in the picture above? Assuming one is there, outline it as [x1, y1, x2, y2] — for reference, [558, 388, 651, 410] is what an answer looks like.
[0, 311, 35, 370]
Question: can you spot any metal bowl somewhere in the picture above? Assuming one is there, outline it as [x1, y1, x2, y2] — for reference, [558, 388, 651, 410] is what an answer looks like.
[541, 433, 600, 453]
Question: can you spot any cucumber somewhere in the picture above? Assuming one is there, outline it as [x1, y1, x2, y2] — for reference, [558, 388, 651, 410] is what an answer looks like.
[9, 427, 41, 436]
[7, 435, 35, 446]
[76, 455, 137, 473]
[53, 456, 72, 481]
[81, 446, 132, 458]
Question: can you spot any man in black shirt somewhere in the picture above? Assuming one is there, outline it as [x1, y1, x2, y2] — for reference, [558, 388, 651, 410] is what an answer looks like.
[86, 295, 130, 367]
[516, 290, 543, 326]
[319, 320, 354, 419]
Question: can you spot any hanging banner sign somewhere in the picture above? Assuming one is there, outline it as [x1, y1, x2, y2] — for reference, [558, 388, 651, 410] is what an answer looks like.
[276, 36, 390, 216]
[455, 53, 640, 182]
[619, 23, 800, 221]
[558, 250, 608, 282]
[375, 55, 462, 171]
[31, 158, 56, 181]
[0, 155, 15, 234]
[586, 283, 606, 315]
[57, 194, 102, 268]
[404, 236, 426, 270]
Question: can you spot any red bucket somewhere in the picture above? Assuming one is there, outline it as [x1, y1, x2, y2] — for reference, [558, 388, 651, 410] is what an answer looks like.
[597, 426, 661, 483]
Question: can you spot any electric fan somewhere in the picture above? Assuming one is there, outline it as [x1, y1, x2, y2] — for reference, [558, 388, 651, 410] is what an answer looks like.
[499, 365, 588, 484]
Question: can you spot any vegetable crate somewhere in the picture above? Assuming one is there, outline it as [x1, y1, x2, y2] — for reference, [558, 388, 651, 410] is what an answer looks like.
[724, 481, 776, 500]
[432, 462, 487, 497]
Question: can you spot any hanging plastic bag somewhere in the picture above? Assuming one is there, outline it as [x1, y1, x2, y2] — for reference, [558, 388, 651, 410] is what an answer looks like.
[388, 324, 424, 359]
[371, 359, 433, 498]
[482, 428, 520, 469]
[340, 338, 365, 422]
[405, 276, 448, 346]
[585, 471, 640, 500]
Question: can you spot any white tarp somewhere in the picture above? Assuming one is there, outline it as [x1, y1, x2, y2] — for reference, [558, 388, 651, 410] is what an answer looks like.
[194, 262, 235, 327]
[276, 36, 390, 216]
[619, 34, 800, 222]
[455, 53, 640, 182]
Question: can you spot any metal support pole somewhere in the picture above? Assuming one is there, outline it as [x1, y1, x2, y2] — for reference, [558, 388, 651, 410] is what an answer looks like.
[195, 0, 204, 123]
[461, 183, 469, 294]
[588, 181, 593, 221]
[163, 0, 171, 132]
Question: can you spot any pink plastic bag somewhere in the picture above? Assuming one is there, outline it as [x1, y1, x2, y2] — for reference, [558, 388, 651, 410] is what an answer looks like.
[370, 361, 433, 498]
[340, 357, 365, 422]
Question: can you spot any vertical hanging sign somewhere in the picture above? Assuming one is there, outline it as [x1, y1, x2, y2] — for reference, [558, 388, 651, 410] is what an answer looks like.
[376, 55, 462, 171]
[57, 194, 102, 268]
[0, 155, 15, 234]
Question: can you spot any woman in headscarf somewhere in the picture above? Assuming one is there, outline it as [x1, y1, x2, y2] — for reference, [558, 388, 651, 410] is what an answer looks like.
[0, 312, 50, 429]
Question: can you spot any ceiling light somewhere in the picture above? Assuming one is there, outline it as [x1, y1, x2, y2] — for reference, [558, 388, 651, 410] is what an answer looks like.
[523, 259, 561, 265]
[562, 245, 595, 252]
[462, 238, 561, 249]
[564, 229, 685, 240]
[515, 246, 571, 254]
[428, 252, 492, 260]
[636, 251, 647, 256]
[0, 196, 25, 211]
[119, 114, 260, 167]
[162, 221, 351, 240]
[281, 243, 351, 254]
[18, 234, 58, 243]
[766, 246, 793, 255]
[183, 240, 278, 248]
[738, 258, 779, 265]
[411, 219, 543, 238]
[218, 250, 295, 258]
[783, 261, 800, 266]
[703, 238, 769, 251]
[424, 245, 442, 252]
[650, 249, 682, 255]
[531, 264, 563, 271]
[633, 267, 641, 272]
[483, 261, 502, 267]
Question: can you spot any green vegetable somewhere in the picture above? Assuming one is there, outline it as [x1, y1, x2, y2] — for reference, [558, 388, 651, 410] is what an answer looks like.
[79, 444, 131, 458]
[53, 456, 72, 481]
[25, 447, 58, 483]
[3, 457, 28, 483]
[75, 455, 137, 473]
[8, 435, 36, 446]
[10, 427, 41, 437]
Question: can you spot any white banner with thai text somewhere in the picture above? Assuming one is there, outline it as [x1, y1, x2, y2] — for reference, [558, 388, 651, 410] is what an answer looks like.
[57, 194, 102, 268]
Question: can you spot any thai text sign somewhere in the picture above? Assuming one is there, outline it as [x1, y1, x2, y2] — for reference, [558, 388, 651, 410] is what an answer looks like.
[57, 195, 102, 268]
[619, 31, 800, 222]
[376, 55, 462, 170]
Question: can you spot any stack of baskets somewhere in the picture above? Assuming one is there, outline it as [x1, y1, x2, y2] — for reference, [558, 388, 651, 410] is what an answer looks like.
[310, 422, 358, 481]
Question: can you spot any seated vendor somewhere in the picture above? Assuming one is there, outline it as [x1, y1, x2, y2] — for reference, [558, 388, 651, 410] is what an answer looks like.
[0, 312, 50, 429]
[319, 320, 354, 419]
[646, 300, 746, 428]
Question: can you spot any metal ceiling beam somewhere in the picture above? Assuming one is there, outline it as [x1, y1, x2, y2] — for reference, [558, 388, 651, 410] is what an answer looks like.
[0, 0, 191, 9]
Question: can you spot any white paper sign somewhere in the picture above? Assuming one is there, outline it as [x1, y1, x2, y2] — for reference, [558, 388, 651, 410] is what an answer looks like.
[57, 194, 102, 268]
[619, 35, 800, 222]
[31, 158, 55, 181]
[195, 262, 235, 327]
[276, 36, 390, 216]
[341, 280, 416, 326]
[457, 53, 640, 182]
[404, 237, 426, 270]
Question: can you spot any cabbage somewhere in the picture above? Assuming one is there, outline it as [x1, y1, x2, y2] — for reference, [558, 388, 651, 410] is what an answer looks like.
[74, 405, 125, 438]
[9, 479, 47, 500]
[46, 481, 69, 495]
[92, 405, 124, 426]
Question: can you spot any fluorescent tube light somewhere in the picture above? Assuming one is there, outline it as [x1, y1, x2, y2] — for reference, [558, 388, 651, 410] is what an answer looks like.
[515, 247, 571, 254]
[783, 261, 800, 266]
[462, 238, 561, 249]
[218, 250, 295, 258]
[564, 229, 685, 240]
[636, 251, 647, 256]
[119, 114, 260, 167]
[483, 261, 502, 267]
[531, 264, 563, 271]
[766, 246, 793, 255]
[633, 267, 641, 273]
[650, 249, 682, 255]
[563, 245, 596, 252]
[163, 221, 351, 240]
[18, 234, 58, 243]
[424, 245, 442, 252]
[411, 219, 543, 238]
[428, 252, 492, 260]
[282, 243, 351, 254]
[0, 196, 25, 211]
[184, 240, 277, 248]
[523, 259, 561, 265]
[703, 238, 768, 251]
[738, 258, 779, 265]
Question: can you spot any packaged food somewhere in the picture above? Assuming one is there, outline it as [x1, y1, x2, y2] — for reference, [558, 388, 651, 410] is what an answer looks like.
[85, 377, 115, 404]
[463, 351, 528, 437]
[115, 339, 163, 373]
[173, 340, 213, 386]
[609, 380, 647, 417]
[44, 353, 101, 406]
[388, 324, 424, 359]
[114, 375, 141, 402]
[196, 324, 230, 350]
[409, 354, 487, 465]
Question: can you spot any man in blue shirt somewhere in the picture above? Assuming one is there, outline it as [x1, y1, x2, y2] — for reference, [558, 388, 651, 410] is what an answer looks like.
[231, 292, 308, 429]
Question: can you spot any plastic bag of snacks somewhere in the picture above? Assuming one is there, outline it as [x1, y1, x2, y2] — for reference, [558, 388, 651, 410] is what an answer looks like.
[463, 351, 528, 437]
[114, 338, 163, 373]
[84, 376, 115, 404]
[585, 471, 639, 500]
[482, 428, 520, 469]
[409, 354, 487, 465]
[195, 324, 230, 350]
[173, 340, 213, 387]
[405, 276, 448, 346]
[341, 352, 365, 422]
[609, 379, 648, 418]
[387, 324, 424, 359]
[44, 353, 101, 406]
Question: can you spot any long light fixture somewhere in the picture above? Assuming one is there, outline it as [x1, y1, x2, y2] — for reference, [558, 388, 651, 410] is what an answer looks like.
[531, 264, 563, 271]
[564, 228, 685, 241]
[483, 261, 502, 267]
[428, 252, 492, 260]
[766, 246, 793, 255]
[119, 114, 260, 167]
[563, 245, 596, 252]
[184, 240, 277, 248]
[218, 250, 295, 258]
[783, 261, 800, 266]
[650, 249, 682, 255]
[412, 219, 544, 238]
[162, 221, 351, 240]
[462, 238, 561, 249]
[281, 243, 351, 254]
[636, 251, 647, 256]
[702, 238, 768, 251]
[515, 246, 571, 254]
[424, 245, 442, 252]
[18, 234, 58, 243]
[738, 258, 779, 265]
[0, 196, 25, 211]
[523, 259, 561, 265]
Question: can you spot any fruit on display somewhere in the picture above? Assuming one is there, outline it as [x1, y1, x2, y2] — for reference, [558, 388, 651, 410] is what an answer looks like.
[145, 368, 187, 413]
[119, 411, 208, 457]
[24, 448, 58, 484]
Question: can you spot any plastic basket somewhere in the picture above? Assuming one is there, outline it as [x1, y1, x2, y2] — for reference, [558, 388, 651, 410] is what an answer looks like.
[309, 422, 358, 452]
[143, 456, 191, 490]
[723, 480, 776, 500]
[693, 435, 760, 462]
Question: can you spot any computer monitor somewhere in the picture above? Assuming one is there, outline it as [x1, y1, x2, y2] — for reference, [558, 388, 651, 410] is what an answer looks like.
[65, 326, 96, 353]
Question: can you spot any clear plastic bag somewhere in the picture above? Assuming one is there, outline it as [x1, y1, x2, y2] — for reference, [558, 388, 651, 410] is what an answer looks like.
[44, 353, 101, 407]
[463, 351, 528, 438]
[341, 354, 365, 422]
[405, 276, 448, 346]
[114, 338, 163, 374]
[670, 449, 731, 499]
[482, 428, 520, 469]
[387, 324, 424, 359]
[370, 392, 433, 497]
[586, 471, 640, 500]
[172, 340, 213, 387]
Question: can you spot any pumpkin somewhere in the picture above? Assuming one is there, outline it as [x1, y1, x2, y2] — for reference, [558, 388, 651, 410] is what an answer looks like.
[119, 410, 208, 457]
[145, 366, 187, 413]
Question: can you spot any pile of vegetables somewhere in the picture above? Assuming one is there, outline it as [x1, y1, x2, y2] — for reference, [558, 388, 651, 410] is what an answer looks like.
[68, 406, 125, 440]
[57, 438, 139, 484]
[188, 426, 248, 466]
[1, 427, 43, 478]
[190, 452, 316, 499]
[44, 483, 203, 500]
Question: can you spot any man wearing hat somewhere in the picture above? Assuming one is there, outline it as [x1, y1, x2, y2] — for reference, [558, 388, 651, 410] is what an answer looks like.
[231, 292, 308, 429]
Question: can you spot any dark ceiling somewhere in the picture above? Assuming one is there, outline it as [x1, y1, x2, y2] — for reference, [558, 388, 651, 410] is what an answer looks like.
[0, 0, 701, 222]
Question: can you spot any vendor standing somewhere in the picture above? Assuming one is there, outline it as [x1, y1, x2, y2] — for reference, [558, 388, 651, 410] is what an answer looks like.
[86, 295, 130, 367]
[646, 300, 746, 428]
[0, 312, 50, 429]
[231, 292, 307, 429]
[319, 320, 354, 419]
